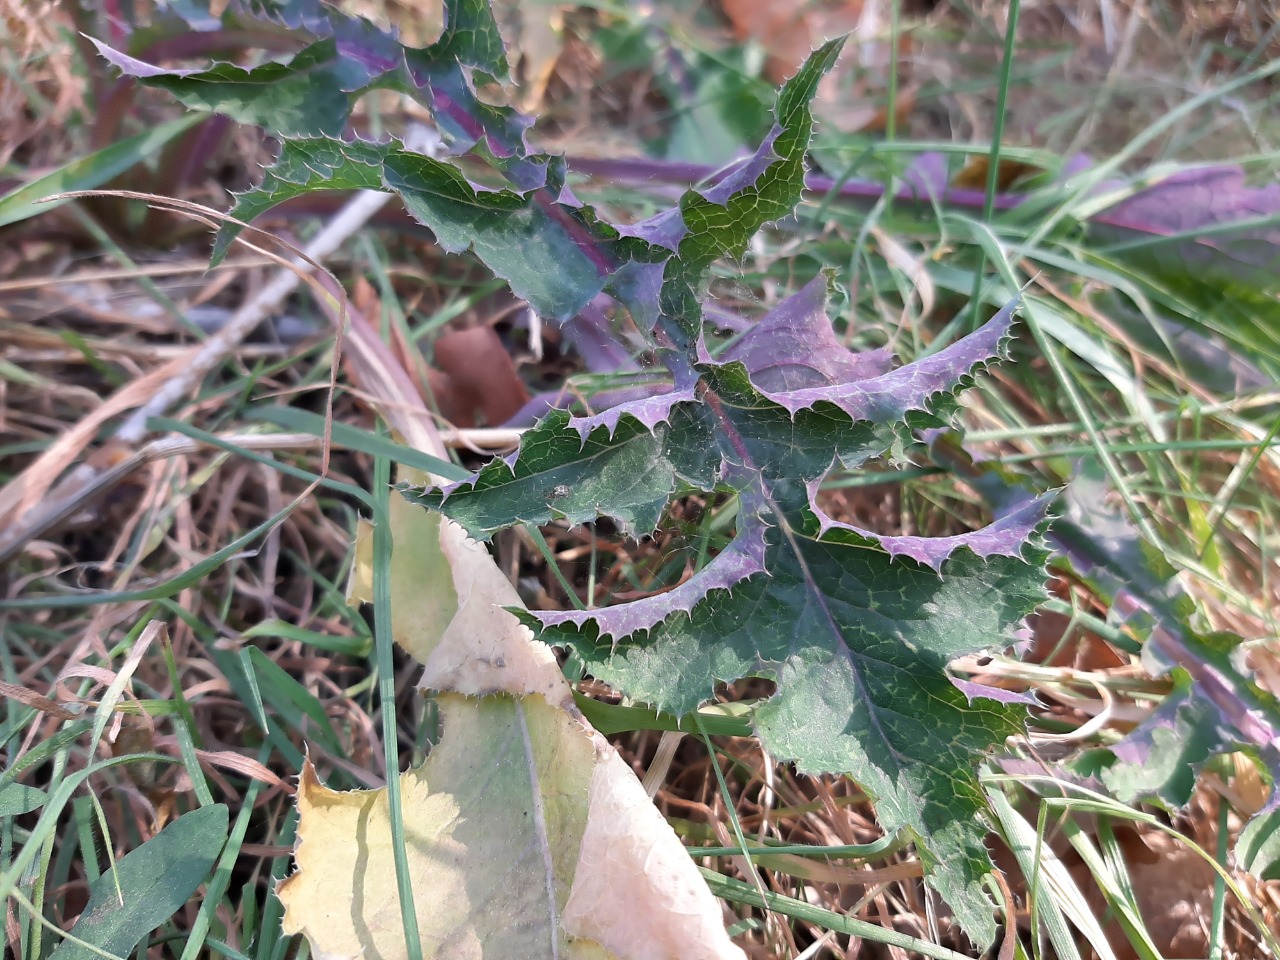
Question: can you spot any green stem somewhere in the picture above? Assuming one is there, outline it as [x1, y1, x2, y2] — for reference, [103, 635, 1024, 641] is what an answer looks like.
[372, 453, 424, 960]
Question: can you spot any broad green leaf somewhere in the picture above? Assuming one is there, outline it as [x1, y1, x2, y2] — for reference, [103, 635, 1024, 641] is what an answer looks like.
[213, 137, 386, 262]
[539, 491, 1048, 945]
[92, 0, 518, 146]
[0, 114, 202, 227]
[1238, 807, 1280, 880]
[92, 0, 547, 267]
[91, 38, 357, 137]
[49, 804, 228, 960]
[214, 134, 611, 311]
[0, 782, 48, 816]
[423, 408, 685, 539]
[384, 150, 613, 320]
[93, 18, 843, 325]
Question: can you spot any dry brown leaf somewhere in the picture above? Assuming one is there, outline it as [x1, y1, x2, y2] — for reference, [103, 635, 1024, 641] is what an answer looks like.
[429, 325, 530, 428]
[721, 0, 816, 84]
[949, 156, 1045, 192]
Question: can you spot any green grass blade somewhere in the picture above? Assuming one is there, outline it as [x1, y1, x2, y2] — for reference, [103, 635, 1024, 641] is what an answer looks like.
[248, 406, 470, 481]
[48, 804, 228, 960]
[371, 449, 424, 960]
[0, 114, 203, 227]
[0, 783, 48, 816]
[699, 868, 973, 960]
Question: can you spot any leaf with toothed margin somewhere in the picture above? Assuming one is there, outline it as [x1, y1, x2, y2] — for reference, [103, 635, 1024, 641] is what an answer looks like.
[90, 37, 359, 137]
[807, 487, 1058, 574]
[391, 38, 1041, 926]
[713, 285, 1020, 434]
[533, 478, 771, 640]
[209, 130, 612, 314]
[240, 0, 511, 77]
[1053, 464, 1280, 820]
[94, 11, 845, 329]
[720, 274, 895, 390]
[1100, 629, 1280, 827]
[646, 39, 845, 344]
[530, 476, 1052, 946]
[214, 136, 386, 261]
[400, 408, 714, 541]
[97, 0, 518, 147]
[412, 288, 1019, 550]
[422, 267, 1048, 946]
[382, 151, 617, 321]
[94, 0, 548, 259]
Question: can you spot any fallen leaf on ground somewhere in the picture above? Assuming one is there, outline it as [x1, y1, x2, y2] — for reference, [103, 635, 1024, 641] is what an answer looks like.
[283, 472, 744, 960]
[429, 325, 531, 427]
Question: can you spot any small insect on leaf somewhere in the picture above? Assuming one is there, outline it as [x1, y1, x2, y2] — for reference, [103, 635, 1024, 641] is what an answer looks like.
[549, 484, 571, 500]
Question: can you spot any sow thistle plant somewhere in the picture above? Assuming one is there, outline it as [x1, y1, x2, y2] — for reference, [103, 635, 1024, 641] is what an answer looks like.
[97, 0, 1057, 945]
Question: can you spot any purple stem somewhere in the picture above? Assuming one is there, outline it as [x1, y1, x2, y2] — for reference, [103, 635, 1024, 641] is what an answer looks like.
[566, 155, 1026, 214]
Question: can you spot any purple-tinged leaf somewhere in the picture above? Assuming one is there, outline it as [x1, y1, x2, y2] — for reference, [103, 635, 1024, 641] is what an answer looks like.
[118, 10, 1052, 938]
[567, 384, 697, 442]
[995, 757, 1104, 793]
[532, 475, 770, 640]
[543, 496, 1050, 947]
[407, 409, 685, 540]
[902, 152, 948, 201]
[726, 296, 1018, 429]
[560, 298, 640, 374]
[1101, 298, 1271, 395]
[720, 275, 894, 390]
[242, 0, 520, 150]
[614, 207, 688, 252]
[670, 38, 844, 283]
[935, 444, 1280, 819]
[950, 679, 1041, 707]
[1102, 627, 1280, 818]
[1117, 625, 1280, 812]
[451, 282, 1039, 946]
[574, 152, 1280, 337]
[90, 36, 358, 137]
[1043, 464, 1271, 794]
[808, 485, 1055, 574]
[383, 150, 616, 320]
[1095, 165, 1280, 243]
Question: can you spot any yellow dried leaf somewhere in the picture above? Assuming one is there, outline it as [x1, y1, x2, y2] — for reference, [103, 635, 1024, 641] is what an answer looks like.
[346, 516, 374, 605]
[285, 492, 745, 960]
